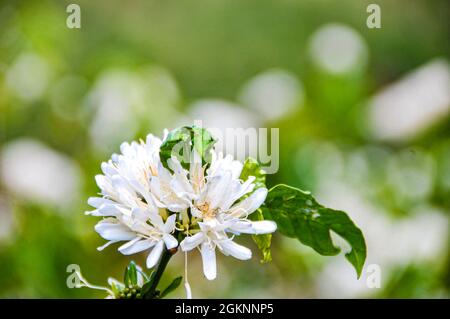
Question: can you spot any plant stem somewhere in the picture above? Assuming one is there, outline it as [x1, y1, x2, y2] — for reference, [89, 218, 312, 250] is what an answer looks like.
[145, 248, 173, 298]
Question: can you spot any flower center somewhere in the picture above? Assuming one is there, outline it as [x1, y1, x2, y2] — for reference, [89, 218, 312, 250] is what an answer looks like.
[198, 202, 218, 219]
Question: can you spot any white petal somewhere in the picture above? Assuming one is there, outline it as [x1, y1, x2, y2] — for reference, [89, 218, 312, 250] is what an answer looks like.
[95, 221, 136, 241]
[168, 156, 192, 192]
[96, 204, 123, 217]
[86, 206, 115, 217]
[163, 234, 178, 249]
[147, 211, 165, 230]
[87, 197, 115, 208]
[229, 220, 277, 234]
[101, 161, 118, 176]
[190, 205, 203, 218]
[95, 175, 109, 191]
[189, 149, 204, 190]
[164, 214, 177, 233]
[250, 220, 277, 234]
[220, 178, 255, 211]
[235, 176, 256, 198]
[227, 220, 253, 234]
[229, 160, 244, 180]
[129, 219, 153, 235]
[118, 238, 155, 255]
[180, 232, 205, 251]
[198, 219, 230, 233]
[131, 208, 150, 222]
[218, 240, 252, 260]
[128, 179, 154, 205]
[166, 202, 190, 213]
[229, 188, 268, 217]
[112, 175, 138, 206]
[146, 240, 164, 268]
[206, 172, 233, 210]
[200, 243, 217, 280]
[119, 141, 131, 155]
[85, 209, 100, 216]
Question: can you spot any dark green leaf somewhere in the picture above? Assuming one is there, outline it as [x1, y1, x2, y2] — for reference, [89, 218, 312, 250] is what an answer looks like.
[159, 126, 216, 169]
[160, 276, 183, 298]
[192, 126, 216, 164]
[123, 261, 138, 287]
[261, 184, 366, 278]
[159, 126, 191, 169]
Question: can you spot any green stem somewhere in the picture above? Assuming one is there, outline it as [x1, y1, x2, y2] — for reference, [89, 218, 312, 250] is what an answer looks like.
[145, 248, 174, 298]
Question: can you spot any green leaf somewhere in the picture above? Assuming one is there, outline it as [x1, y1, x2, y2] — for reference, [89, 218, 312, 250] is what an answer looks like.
[159, 126, 216, 169]
[240, 158, 272, 263]
[240, 157, 266, 190]
[249, 209, 272, 263]
[159, 126, 191, 168]
[159, 276, 182, 298]
[192, 126, 216, 164]
[123, 261, 138, 287]
[261, 184, 366, 278]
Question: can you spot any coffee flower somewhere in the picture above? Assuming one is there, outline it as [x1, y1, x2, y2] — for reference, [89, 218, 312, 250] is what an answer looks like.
[154, 151, 277, 280]
[86, 134, 178, 268]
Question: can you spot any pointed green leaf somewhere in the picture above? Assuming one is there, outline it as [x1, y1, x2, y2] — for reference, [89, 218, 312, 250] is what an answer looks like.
[192, 126, 216, 164]
[261, 184, 366, 278]
[160, 276, 183, 298]
[249, 209, 272, 263]
[140, 281, 153, 299]
[123, 261, 138, 287]
[240, 158, 272, 262]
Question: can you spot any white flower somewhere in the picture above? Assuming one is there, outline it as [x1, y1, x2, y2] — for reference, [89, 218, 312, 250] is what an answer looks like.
[87, 130, 277, 283]
[86, 134, 178, 268]
[165, 151, 277, 280]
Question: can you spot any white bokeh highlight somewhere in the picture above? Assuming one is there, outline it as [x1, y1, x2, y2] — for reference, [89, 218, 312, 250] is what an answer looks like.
[5, 52, 51, 102]
[309, 23, 368, 75]
[185, 99, 263, 162]
[238, 69, 304, 121]
[0, 139, 81, 207]
[368, 59, 450, 142]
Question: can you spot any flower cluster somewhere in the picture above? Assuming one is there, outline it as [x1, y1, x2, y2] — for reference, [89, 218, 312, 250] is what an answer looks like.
[86, 132, 277, 281]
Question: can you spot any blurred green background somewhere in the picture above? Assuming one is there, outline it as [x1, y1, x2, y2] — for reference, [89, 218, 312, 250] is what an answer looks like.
[0, 0, 449, 298]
